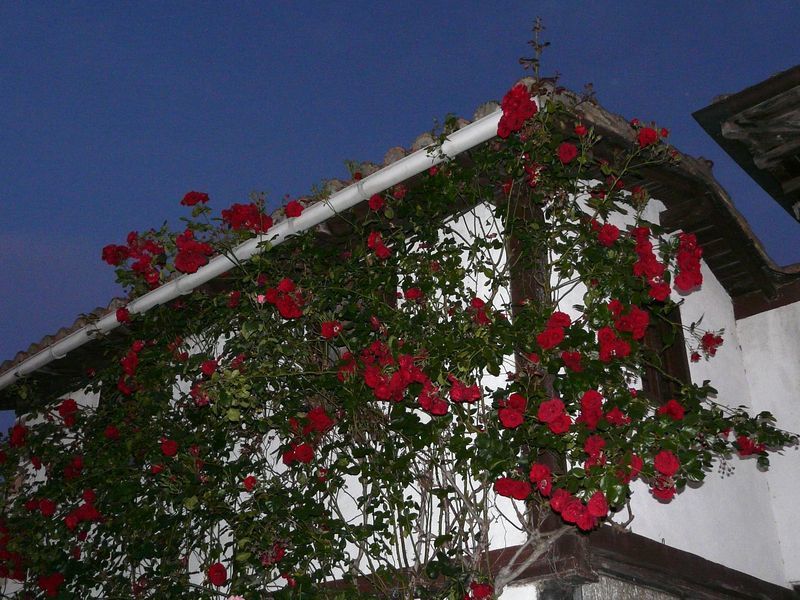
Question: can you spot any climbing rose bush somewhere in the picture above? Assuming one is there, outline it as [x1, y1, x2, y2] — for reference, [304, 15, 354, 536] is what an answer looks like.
[0, 82, 796, 600]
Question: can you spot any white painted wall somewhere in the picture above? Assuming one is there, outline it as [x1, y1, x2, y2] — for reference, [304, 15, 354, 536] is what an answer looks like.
[475, 192, 794, 588]
[737, 300, 800, 584]
[553, 191, 791, 587]
[625, 259, 789, 587]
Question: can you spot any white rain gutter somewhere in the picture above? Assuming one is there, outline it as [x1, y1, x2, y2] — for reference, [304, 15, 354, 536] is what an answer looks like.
[0, 108, 503, 393]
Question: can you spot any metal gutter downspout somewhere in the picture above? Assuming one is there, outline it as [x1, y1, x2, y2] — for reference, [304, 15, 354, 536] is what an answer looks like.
[0, 109, 502, 393]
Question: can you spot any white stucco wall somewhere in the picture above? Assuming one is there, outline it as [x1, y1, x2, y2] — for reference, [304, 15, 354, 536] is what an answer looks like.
[492, 191, 793, 587]
[555, 191, 791, 587]
[625, 259, 789, 587]
[737, 300, 800, 584]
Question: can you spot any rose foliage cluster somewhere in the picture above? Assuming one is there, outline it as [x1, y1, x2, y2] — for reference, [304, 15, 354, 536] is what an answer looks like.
[0, 84, 796, 600]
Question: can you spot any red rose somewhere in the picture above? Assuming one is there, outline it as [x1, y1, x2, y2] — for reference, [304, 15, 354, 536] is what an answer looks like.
[469, 297, 491, 325]
[181, 191, 209, 206]
[58, 398, 78, 426]
[574, 123, 588, 136]
[557, 142, 579, 164]
[222, 202, 273, 233]
[274, 277, 294, 293]
[368, 194, 385, 211]
[528, 463, 552, 496]
[587, 491, 609, 518]
[575, 509, 598, 532]
[201, 359, 218, 377]
[673, 233, 703, 292]
[404, 287, 423, 302]
[560, 351, 583, 372]
[637, 127, 659, 147]
[101, 425, 119, 444]
[161, 439, 179, 457]
[320, 320, 342, 340]
[418, 383, 449, 415]
[369, 242, 388, 259]
[584, 434, 606, 459]
[222, 203, 272, 233]
[228, 290, 241, 308]
[657, 399, 685, 421]
[120, 350, 138, 376]
[652, 485, 675, 501]
[367, 231, 391, 259]
[9, 423, 27, 448]
[617, 454, 643, 484]
[293, 442, 314, 463]
[39, 499, 57, 517]
[470, 581, 494, 599]
[653, 450, 680, 476]
[534, 476, 552, 497]
[597, 326, 631, 362]
[537, 398, 565, 423]
[150, 464, 164, 475]
[651, 475, 676, 501]
[561, 497, 584, 524]
[174, 229, 214, 274]
[243, 475, 257, 491]
[367, 231, 383, 249]
[648, 281, 670, 302]
[498, 407, 524, 429]
[207, 562, 227, 586]
[102, 244, 130, 265]
[504, 392, 525, 412]
[497, 393, 528, 429]
[261, 542, 287, 566]
[64, 456, 83, 480]
[493, 477, 531, 500]
[613, 305, 649, 340]
[38, 572, 65, 597]
[76, 501, 101, 523]
[605, 406, 630, 426]
[448, 375, 481, 403]
[546, 312, 571, 329]
[536, 327, 564, 350]
[577, 390, 604, 430]
[274, 294, 303, 319]
[547, 412, 572, 434]
[64, 512, 80, 529]
[284, 200, 303, 217]
[550, 488, 571, 513]
[497, 84, 538, 138]
[736, 435, 765, 456]
[305, 406, 335, 434]
[116, 307, 131, 323]
[701, 332, 724, 357]
[597, 223, 620, 247]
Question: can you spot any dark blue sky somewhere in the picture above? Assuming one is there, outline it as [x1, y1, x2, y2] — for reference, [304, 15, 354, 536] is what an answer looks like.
[2, 3, 799, 377]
